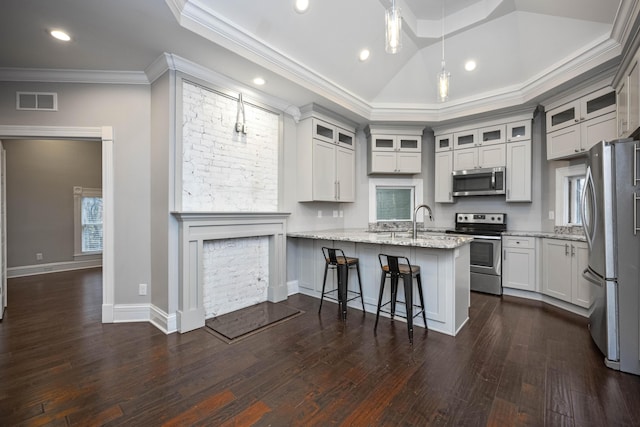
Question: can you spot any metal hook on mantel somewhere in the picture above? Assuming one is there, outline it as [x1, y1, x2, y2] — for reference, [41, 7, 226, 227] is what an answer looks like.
[235, 93, 247, 134]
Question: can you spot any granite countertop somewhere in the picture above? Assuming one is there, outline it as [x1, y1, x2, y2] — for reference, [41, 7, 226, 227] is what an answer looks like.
[502, 230, 586, 242]
[288, 229, 473, 249]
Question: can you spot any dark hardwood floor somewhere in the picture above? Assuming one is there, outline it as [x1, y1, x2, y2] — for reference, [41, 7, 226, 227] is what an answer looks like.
[1, 268, 639, 426]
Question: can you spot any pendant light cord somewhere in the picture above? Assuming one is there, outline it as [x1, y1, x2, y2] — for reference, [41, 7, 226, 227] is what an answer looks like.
[441, 2, 445, 62]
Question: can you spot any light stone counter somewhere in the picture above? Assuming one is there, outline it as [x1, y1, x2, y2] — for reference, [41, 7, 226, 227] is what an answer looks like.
[287, 229, 472, 336]
[502, 231, 586, 242]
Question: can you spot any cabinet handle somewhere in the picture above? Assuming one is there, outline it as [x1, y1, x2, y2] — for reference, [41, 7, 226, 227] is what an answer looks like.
[503, 249, 506, 260]
[337, 181, 341, 200]
[449, 191, 452, 200]
[565, 244, 569, 256]
[574, 149, 580, 153]
[571, 245, 575, 256]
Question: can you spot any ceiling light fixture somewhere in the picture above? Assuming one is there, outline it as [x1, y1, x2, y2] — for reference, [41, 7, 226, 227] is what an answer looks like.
[359, 49, 370, 62]
[385, 0, 402, 54]
[294, 0, 309, 13]
[253, 77, 266, 85]
[437, 1, 450, 102]
[50, 30, 71, 41]
[465, 60, 476, 71]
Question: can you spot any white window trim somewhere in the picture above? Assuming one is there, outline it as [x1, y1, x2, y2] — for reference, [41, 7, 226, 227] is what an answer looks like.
[74, 186, 103, 258]
[368, 178, 423, 223]
[555, 164, 586, 226]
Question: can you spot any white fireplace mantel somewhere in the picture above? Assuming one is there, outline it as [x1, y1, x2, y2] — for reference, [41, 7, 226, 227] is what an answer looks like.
[172, 211, 290, 333]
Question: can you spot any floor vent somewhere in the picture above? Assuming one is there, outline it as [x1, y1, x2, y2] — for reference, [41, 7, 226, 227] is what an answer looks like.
[16, 92, 58, 111]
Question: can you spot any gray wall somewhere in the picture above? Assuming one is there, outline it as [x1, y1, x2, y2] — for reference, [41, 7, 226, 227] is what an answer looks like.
[0, 81, 151, 305]
[4, 139, 102, 267]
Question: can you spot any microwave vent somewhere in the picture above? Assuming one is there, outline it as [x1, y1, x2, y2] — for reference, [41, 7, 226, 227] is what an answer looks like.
[16, 92, 58, 111]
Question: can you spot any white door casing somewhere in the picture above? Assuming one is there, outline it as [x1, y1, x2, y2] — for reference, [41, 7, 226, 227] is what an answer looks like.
[0, 126, 114, 323]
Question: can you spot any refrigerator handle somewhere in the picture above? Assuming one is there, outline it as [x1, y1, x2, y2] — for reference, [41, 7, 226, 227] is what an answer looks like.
[581, 165, 596, 250]
[635, 193, 639, 236]
[582, 266, 603, 287]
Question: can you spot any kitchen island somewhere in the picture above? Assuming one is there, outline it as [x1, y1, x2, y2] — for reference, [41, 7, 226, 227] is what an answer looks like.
[287, 229, 473, 336]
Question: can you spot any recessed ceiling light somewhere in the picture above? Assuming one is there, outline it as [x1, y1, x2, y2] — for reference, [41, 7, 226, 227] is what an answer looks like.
[50, 30, 71, 42]
[465, 60, 477, 71]
[294, 0, 309, 13]
[253, 77, 266, 85]
[359, 49, 370, 62]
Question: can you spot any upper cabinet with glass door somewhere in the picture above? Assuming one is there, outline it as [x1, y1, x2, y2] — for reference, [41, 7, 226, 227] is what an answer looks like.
[366, 125, 424, 174]
[546, 87, 616, 133]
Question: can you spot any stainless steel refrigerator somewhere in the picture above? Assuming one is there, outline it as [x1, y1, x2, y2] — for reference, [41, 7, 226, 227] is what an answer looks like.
[582, 138, 640, 375]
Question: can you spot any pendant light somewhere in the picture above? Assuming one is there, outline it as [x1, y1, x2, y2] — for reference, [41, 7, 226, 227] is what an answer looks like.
[385, 0, 402, 54]
[438, 1, 450, 102]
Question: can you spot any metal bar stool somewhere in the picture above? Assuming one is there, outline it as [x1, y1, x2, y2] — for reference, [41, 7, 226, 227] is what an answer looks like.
[374, 253, 427, 343]
[319, 247, 365, 320]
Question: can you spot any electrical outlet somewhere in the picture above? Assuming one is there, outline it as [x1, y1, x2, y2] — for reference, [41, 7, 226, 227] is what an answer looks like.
[36, 253, 43, 261]
[317, 210, 322, 218]
[339, 210, 344, 218]
[139, 283, 148, 296]
[548, 210, 555, 220]
[333, 210, 338, 217]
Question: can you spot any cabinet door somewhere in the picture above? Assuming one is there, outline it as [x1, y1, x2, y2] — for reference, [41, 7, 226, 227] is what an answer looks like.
[313, 119, 336, 144]
[435, 134, 453, 152]
[478, 144, 506, 168]
[434, 151, 454, 203]
[542, 239, 572, 302]
[617, 77, 629, 138]
[336, 146, 355, 202]
[479, 125, 506, 145]
[337, 127, 355, 149]
[628, 61, 640, 136]
[453, 147, 478, 170]
[398, 136, 421, 152]
[370, 151, 397, 173]
[572, 242, 592, 308]
[547, 126, 580, 160]
[454, 130, 478, 149]
[507, 120, 531, 142]
[506, 140, 531, 202]
[582, 88, 616, 122]
[371, 135, 395, 151]
[547, 100, 580, 133]
[580, 111, 616, 152]
[503, 247, 536, 291]
[396, 152, 421, 174]
[312, 140, 337, 201]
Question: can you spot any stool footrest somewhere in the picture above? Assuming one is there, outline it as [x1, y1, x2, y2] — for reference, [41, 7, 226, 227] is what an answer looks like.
[378, 300, 426, 320]
[321, 289, 363, 304]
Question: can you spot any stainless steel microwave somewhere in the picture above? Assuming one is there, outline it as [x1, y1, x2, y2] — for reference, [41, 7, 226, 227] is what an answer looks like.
[452, 167, 506, 196]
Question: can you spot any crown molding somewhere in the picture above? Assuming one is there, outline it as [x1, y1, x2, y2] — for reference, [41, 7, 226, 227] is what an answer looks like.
[146, 53, 302, 121]
[0, 68, 148, 84]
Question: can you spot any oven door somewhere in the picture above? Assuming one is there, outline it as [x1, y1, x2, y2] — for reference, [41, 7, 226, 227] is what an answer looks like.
[469, 235, 501, 276]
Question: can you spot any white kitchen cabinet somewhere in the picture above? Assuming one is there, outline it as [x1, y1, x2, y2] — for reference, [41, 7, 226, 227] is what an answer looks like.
[453, 143, 506, 170]
[542, 239, 592, 308]
[506, 120, 531, 142]
[502, 236, 537, 292]
[617, 59, 639, 138]
[453, 129, 479, 150]
[434, 150, 454, 203]
[367, 126, 424, 174]
[506, 139, 531, 202]
[547, 111, 616, 160]
[298, 114, 356, 202]
[478, 124, 506, 145]
[546, 87, 617, 160]
[435, 133, 453, 152]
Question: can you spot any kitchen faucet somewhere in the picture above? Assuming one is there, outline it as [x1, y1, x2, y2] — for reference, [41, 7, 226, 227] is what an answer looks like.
[413, 204, 433, 239]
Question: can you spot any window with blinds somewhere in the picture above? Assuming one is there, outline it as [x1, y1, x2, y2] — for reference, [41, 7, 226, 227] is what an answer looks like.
[74, 187, 103, 256]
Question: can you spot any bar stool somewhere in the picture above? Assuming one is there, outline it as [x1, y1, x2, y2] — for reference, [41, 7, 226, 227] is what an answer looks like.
[319, 247, 365, 320]
[374, 254, 427, 343]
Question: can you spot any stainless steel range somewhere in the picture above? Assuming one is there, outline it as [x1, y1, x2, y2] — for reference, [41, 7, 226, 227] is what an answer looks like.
[446, 213, 507, 295]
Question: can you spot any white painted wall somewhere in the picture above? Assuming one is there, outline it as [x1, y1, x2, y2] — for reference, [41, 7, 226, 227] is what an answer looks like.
[0, 81, 151, 305]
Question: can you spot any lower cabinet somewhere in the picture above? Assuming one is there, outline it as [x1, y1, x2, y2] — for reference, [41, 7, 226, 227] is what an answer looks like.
[502, 236, 537, 291]
[541, 238, 592, 308]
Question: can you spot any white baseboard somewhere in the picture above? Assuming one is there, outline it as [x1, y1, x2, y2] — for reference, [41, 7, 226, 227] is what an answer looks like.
[113, 304, 151, 323]
[287, 280, 299, 296]
[502, 288, 589, 318]
[8, 259, 102, 278]
[150, 304, 177, 334]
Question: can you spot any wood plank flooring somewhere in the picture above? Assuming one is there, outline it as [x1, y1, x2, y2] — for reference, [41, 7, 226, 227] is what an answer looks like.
[1, 268, 639, 426]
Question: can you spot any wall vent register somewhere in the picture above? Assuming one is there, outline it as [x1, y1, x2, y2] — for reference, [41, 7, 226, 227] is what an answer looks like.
[16, 92, 58, 111]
